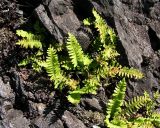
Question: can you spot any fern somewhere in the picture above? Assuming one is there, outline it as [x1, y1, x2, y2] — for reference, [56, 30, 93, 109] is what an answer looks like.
[105, 87, 160, 128]
[122, 92, 151, 116]
[105, 78, 126, 120]
[16, 9, 144, 106]
[92, 9, 108, 44]
[105, 78, 127, 127]
[16, 30, 42, 49]
[66, 33, 91, 68]
[45, 47, 65, 89]
[118, 67, 144, 79]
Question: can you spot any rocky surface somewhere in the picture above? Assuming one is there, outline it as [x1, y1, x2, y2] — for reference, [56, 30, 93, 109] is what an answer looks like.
[0, 0, 160, 128]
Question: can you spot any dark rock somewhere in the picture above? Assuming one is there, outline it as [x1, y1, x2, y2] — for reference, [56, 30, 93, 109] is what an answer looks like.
[111, 0, 160, 97]
[2, 109, 30, 128]
[81, 97, 102, 112]
[62, 110, 87, 128]
[91, 0, 160, 98]
[35, 0, 92, 50]
[31, 110, 64, 128]
[0, 77, 14, 101]
[0, 77, 30, 128]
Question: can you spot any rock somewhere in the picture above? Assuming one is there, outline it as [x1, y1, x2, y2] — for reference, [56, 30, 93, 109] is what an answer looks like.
[81, 97, 102, 112]
[31, 111, 64, 128]
[35, 0, 92, 50]
[62, 110, 87, 128]
[28, 101, 46, 116]
[0, 77, 30, 128]
[0, 77, 14, 101]
[3, 109, 30, 128]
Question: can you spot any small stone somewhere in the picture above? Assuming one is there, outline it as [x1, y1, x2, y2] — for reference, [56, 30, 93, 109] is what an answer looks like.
[62, 110, 87, 128]
[81, 97, 102, 112]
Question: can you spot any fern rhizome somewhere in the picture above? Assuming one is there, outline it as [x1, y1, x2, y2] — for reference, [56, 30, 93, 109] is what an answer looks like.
[16, 9, 143, 105]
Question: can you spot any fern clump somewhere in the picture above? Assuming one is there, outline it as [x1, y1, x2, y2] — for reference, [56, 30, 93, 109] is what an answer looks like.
[105, 81, 160, 128]
[16, 9, 143, 105]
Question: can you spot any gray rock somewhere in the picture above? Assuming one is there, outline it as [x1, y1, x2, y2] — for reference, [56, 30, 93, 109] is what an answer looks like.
[0, 77, 14, 100]
[0, 77, 30, 128]
[35, 0, 91, 50]
[81, 97, 102, 112]
[3, 109, 30, 128]
[32, 112, 64, 128]
[62, 110, 87, 128]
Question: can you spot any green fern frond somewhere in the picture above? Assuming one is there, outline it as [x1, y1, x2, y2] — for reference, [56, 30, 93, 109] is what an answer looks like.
[92, 9, 108, 44]
[83, 18, 92, 26]
[66, 33, 91, 67]
[151, 112, 160, 127]
[123, 92, 151, 116]
[118, 66, 144, 79]
[107, 28, 117, 43]
[100, 45, 119, 60]
[16, 30, 42, 49]
[45, 47, 65, 89]
[67, 33, 84, 67]
[67, 76, 100, 104]
[129, 116, 157, 128]
[105, 79, 126, 120]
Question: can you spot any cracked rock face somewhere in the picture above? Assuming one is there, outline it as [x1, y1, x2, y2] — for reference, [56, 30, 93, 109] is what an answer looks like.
[35, 0, 92, 50]
[0, 78, 30, 128]
[112, 0, 160, 98]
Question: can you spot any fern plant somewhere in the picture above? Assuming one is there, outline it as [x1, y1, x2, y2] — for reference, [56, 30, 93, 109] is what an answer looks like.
[16, 9, 143, 105]
[105, 80, 160, 128]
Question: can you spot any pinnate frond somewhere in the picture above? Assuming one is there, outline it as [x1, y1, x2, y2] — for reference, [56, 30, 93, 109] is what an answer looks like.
[92, 9, 108, 44]
[105, 79, 126, 121]
[16, 30, 42, 49]
[45, 47, 65, 89]
[123, 92, 151, 116]
[66, 33, 91, 67]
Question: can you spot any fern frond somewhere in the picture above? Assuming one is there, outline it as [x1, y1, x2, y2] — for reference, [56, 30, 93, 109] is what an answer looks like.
[66, 33, 91, 67]
[66, 33, 84, 67]
[100, 45, 119, 60]
[66, 79, 79, 90]
[67, 76, 100, 104]
[129, 117, 156, 128]
[16, 30, 42, 49]
[83, 18, 92, 26]
[105, 79, 126, 120]
[107, 28, 117, 43]
[118, 67, 144, 79]
[123, 92, 151, 116]
[92, 9, 108, 44]
[45, 47, 65, 89]
[151, 112, 160, 127]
